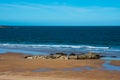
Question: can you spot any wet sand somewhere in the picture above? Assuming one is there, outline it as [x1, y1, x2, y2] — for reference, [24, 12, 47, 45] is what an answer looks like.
[111, 60, 120, 66]
[0, 52, 120, 80]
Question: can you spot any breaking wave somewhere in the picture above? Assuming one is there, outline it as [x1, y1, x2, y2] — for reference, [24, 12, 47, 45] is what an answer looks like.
[0, 43, 109, 50]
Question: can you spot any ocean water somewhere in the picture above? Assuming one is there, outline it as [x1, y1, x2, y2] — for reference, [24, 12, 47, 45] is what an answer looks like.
[0, 26, 120, 57]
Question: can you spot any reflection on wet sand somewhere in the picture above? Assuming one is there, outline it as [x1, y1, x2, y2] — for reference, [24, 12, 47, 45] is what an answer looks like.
[33, 61, 120, 72]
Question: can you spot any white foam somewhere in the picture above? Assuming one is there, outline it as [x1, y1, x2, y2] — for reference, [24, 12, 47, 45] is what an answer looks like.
[101, 57, 120, 60]
[0, 44, 109, 50]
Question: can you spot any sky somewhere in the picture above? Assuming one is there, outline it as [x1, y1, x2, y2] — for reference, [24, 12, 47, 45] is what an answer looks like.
[0, 0, 120, 26]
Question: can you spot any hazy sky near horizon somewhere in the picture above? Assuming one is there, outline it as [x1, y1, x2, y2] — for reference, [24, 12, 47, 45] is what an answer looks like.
[0, 0, 120, 26]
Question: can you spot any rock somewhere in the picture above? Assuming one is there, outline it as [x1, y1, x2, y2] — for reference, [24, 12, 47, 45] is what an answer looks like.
[49, 53, 67, 59]
[24, 52, 100, 60]
[0, 26, 9, 28]
[32, 56, 38, 59]
[77, 55, 87, 59]
[37, 56, 46, 59]
[85, 52, 100, 59]
[51, 54, 61, 59]
[24, 55, 47, 59]
[43, 56, 49, 59]
[55, 53, 67, 56]
[77, 52, 100, 59]
[58, 56, 68, 60]
[68, 55, 78, 60]
[24, 56, 33, 59]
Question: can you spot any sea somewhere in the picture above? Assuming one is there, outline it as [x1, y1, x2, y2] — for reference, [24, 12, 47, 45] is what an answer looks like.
[0, 26, 120, 59]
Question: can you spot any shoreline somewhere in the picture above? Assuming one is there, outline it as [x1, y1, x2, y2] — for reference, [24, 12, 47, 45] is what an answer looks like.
[1, 47, 120, 61]
[0, 52, 120, 80]
[0, 44, 120, 59]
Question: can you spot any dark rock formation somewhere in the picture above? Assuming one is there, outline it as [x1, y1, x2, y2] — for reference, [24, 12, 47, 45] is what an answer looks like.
[24, 55, 32, 58]
[85, 52, 100, 59]
[68, 55, 77, 60]
[77, 55, 87, 59]
[0, 26, 9, 28]
[55, 53, 67, 56]
[24, 52, 100, 60]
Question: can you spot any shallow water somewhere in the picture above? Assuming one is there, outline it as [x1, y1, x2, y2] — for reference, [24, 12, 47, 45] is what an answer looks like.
[0, 48, 47, 55]
[33, 68, 52, 72]
[33, 61, 120, 72]
[63, 66, 94, 71]
[102, 61, 120, 71]
[63, 68, 81, 71]
[101, 57, 120, 60]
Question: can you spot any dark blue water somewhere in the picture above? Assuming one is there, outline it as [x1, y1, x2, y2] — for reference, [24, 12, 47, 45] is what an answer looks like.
[0, 26, 120, 57]
[0, 26, 120, 46]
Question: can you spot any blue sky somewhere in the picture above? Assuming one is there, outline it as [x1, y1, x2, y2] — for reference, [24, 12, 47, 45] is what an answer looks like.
[0, 0, 120, 26]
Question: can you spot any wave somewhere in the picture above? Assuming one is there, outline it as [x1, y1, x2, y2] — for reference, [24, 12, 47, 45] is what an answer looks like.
[0, 43, 120, 57]
[0, 43, 109, 50]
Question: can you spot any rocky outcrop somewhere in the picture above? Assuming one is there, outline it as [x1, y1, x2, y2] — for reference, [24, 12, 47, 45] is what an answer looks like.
[77, 52, 100, 59]
[24, 52, 100, 60]
[57, 56, 68, 60]
[77, 55, 87, 59]
[0, 26, 9, 28]
[85, 52, 100, 59]
[24, 55, 46, 59]
[68, 55, 78, 60]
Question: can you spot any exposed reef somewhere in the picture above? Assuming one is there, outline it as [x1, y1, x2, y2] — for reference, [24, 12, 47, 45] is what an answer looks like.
[24, 52, 100, 60]
[0, 25, 9, 28]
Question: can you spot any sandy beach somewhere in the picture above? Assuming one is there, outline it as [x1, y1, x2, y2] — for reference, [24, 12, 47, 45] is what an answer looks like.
[0, 52, 120, 80]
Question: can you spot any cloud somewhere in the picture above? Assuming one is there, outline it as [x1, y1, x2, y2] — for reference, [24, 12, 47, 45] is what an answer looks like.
[0, 3, 120, 22]
[0, 3, 40, 10]
[0, 3, 119, 12]
[0, 3, 88, 13]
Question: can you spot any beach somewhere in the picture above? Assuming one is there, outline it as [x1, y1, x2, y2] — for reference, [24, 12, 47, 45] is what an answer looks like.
[0, 52, 120, 80]
[0, 27, 120, 80]
[0, 0, 120, 79]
